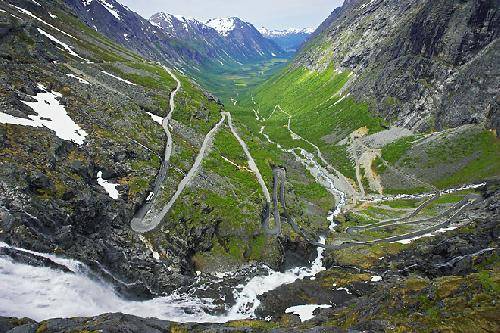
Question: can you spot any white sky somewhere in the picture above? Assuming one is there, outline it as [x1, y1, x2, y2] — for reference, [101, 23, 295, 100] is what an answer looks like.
[116, 0, 344, 30]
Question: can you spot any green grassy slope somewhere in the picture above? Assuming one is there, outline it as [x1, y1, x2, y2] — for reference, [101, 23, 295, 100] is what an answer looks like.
[227, 61, 498, 195]
[228, 64, 385, 181]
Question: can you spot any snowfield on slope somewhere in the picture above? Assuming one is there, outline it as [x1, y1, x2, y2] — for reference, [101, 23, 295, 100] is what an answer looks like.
[285, 304, 332, 322]
[83, 0, 121, 21]
[67, 73, 90, 85]
[101, 71, 136, 85]
[206, 17, 237, 36]
[0, 84, 88, 145]
[97, 171, 120, 199]
[37, 28, 81, 58]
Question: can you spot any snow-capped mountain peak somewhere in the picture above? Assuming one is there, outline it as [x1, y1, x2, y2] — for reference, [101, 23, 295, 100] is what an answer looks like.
[258, 26, 315, 52]
[206, 17, 239, 36]
[150, 12, 204, 31]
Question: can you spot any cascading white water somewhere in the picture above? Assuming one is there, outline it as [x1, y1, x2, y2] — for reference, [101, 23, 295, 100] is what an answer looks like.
[0, 223, 336, 323]
[0, 242, 221, 323]
[0, 168, 345, 324]
[226, 234, 329, 319]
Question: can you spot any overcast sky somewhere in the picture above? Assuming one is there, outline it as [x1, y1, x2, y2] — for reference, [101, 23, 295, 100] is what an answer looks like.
[116, 0, 344, 30]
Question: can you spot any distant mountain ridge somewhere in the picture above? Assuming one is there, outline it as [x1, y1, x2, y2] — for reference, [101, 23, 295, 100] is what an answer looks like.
[150, 13, 285, 64]
[65, 0, 285, 73]
[65, 0, 191, 66]
[258, 27, 315, 37]
[259, 27, 315, 52]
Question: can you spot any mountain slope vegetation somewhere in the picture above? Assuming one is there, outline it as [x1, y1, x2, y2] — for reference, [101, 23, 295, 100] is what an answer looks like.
[0, 0, 498, 331]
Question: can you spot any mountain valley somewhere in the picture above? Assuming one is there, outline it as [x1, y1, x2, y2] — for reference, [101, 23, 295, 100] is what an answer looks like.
[0, 0, 498, 332]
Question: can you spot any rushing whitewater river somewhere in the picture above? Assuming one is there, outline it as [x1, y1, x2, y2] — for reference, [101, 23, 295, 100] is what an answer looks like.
[0, 245, 219, 322]
[0, 188, 344, 323]
[0, 195, 341, 323]
[0, 232, 336, 322]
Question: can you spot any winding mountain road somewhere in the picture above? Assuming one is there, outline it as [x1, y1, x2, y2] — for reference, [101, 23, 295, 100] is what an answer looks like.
[130, 66, 181, 232]
[132, 105, 273, 233]
[346, 192, 441, 234]
[262, 168, 287, 235]
[250, 99, 486, 249]
[292, 193, 482, 250]
[332, 193, 482, 248]
[227, 113, 271, 203]
[132, 112, 227, 233]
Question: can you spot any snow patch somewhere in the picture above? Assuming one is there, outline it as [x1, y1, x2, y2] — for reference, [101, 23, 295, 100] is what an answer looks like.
[97, 171, 119, 199]
[146, 112, 163, 125]
[84, 0, 121, 21]
[371, 275, 382, 282]
[206, 18, 236, 36]
[151, 12, 201, 32]
[0, 84, 87, 145]
[285, 304, 331, 322]
[11, 5, 75, 39]
[101, 71, 136, 85]
[396, 226, 458, 245]
[259, 27, 315, 37]
[66, 74, 90, 85]
[215, 272, 230, 279]
[37, 28, 81, 58]
[336, 287, 352, 294]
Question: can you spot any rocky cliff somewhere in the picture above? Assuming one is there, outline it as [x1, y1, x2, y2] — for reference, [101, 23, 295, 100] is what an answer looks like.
[2, 181, 498, 332]
[297, 0, 499, 132]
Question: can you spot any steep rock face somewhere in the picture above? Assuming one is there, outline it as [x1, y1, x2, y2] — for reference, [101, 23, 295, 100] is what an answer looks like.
[296, 0, 499, 132]
[1, 0, 186, 297]
[310, 0, 358, 39]
[0, 0, 230, 298]
[63, 0, 185, 65]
